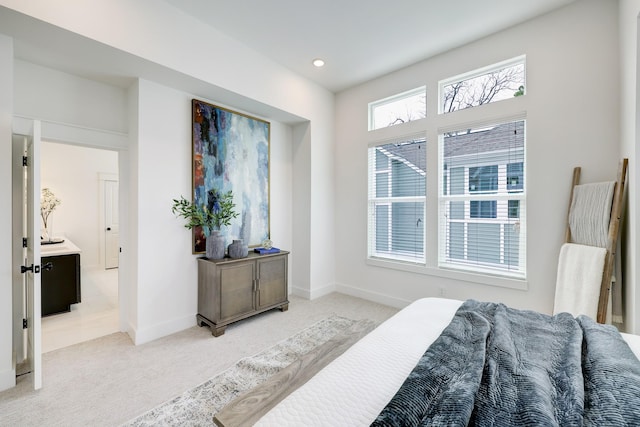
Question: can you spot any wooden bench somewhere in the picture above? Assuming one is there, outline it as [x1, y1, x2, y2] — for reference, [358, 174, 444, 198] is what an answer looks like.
[213, 319, 376, 427]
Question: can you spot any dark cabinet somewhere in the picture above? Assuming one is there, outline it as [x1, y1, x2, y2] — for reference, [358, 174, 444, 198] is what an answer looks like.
[197, 251, 289, 336]
[41, 253, 81, 316]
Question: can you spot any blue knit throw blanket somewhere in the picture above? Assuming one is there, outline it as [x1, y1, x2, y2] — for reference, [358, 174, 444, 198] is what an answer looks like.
[371, 300, 640, 426]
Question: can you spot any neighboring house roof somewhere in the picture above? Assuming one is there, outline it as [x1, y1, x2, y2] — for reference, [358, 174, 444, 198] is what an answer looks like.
[382, 139, 426, 174]
[380, 121, 524, 174]
[444, 121, 525, 159]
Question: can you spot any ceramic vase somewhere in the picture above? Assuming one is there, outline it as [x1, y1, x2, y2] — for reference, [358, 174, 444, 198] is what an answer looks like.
[228, 239, 248, 259]
[206, 230, 226, 260]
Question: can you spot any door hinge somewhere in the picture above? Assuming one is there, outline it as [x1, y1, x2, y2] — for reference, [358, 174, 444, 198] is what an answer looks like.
[22, 237, 27, 248]
[21, 264, 40, 274]
[22, 318, 27, 329]
[22, 156, 28, 167]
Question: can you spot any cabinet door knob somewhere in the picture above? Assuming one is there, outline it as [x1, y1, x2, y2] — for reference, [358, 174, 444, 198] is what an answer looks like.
[106, 227, 112, 231]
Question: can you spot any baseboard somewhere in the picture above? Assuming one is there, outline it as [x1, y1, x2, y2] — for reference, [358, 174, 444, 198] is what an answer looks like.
[123, 319, 137, 344]
[290, 286, 311, 299]
[334, 282, 411, 309]
[309, 282, 336, 300]
[292, 282, 408, 308]
[131, 314, 196, 345]
[0, 367, 16, 392]
[290, 282, 336, 300]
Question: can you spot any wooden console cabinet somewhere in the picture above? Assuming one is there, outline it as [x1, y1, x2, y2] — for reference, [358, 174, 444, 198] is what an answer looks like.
[197, 251, 289, 336]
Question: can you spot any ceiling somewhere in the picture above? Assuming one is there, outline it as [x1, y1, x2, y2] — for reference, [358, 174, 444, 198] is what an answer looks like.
[164, 0, 578, 93]
[0, 0, 578, 107]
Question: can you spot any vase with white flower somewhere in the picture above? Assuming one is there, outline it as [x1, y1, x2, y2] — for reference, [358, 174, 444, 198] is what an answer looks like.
[172, 188, 239, 259]
[41, 188, 61, 243]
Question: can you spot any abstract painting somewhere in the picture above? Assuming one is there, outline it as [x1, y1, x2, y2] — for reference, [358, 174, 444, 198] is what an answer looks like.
[192, 99, 270, 253]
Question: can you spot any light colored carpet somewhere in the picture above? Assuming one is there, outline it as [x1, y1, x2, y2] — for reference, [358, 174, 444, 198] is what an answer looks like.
[123, 316, 370, 426]
[0, 293, 399, 427]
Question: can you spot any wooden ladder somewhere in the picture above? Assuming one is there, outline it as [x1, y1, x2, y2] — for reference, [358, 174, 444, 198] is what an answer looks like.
[564, 158, 628, 323]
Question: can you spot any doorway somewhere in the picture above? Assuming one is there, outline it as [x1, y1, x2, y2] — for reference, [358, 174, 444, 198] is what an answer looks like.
[40, 141, 119, 352]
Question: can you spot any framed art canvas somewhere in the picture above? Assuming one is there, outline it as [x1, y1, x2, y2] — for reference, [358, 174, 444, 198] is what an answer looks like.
[192, 99, 270, 253]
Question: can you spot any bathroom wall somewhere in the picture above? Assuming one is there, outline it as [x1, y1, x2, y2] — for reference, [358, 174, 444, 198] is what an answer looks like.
[40, 141, 118, 268]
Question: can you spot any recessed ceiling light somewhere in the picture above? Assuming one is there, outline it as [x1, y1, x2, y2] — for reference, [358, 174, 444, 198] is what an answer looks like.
[312, 58, 325, 68]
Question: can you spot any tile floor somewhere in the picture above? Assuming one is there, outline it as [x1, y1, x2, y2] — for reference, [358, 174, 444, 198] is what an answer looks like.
[41, 266, 119, 353]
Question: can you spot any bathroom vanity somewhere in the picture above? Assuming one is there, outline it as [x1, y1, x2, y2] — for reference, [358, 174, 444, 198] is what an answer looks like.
[41, 239, 82, 316]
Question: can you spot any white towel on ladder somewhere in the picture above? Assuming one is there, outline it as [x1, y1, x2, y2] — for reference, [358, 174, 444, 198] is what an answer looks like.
[553, 243, 607, 319]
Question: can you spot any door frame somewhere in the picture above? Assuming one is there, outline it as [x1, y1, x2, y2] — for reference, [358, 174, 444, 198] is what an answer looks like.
[11, 116, 130, 388]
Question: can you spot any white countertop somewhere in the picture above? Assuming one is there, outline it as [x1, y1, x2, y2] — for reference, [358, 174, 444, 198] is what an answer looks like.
[40, 238, 81, 256]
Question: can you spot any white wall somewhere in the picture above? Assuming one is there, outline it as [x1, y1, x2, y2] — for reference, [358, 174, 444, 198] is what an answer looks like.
[0, 0, 336, 298]
[13, 60, 127, 134]
[0, 0, 628, 394]
[291, 123, 312, 297]
[128, 79, 295, 344]
[334, 0, 621, 314]
[14, 71, 295, 346]
[620, 0, 640, 333]
[123, 81, 139, 337]
[0, 0, 333, 390]
[40, 142, 118, 268]
[0, 33, 15, 391]
[133, 79, 195, 342]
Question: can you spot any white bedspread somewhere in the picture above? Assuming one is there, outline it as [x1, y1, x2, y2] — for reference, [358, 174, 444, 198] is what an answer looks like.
[254, 298, 640, 426]
[255, 298, 462, 426]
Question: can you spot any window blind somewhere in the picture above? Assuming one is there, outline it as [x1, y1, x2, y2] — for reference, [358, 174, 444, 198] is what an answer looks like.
[439, 120, 526, 277]
[368, 137, 426, 263]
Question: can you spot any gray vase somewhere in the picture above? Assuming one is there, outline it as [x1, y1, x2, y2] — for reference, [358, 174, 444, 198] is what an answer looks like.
[228, 239, 248, 259]
[206, 230, 226, 259]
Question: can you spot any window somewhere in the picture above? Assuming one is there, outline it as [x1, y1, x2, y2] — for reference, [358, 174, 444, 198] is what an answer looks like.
[469, 165, 498, 218]
[369, 87, 426, 131]
[366, 57, 527, 285]
[440, 57, 525, 114]
[368, 138, 426, 262]
[439, 120, 525, 277]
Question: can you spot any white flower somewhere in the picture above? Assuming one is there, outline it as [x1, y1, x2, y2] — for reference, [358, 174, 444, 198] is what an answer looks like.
[41, 188, 61, 229]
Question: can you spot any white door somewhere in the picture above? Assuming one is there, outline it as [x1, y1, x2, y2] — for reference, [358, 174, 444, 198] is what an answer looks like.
[105, 179, 119, 269]
[11, 135, 26, 365]
[12, 121, 42, 390]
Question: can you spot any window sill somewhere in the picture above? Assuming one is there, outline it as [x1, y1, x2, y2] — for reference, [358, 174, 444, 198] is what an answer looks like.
[366, 257, 528, 291]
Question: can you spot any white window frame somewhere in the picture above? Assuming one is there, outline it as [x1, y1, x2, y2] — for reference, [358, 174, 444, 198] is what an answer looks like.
[368, 137, 426, 264]
[438, 56, 526, 115]
[368, 86, 426, 131]
[365, 56, 528, 290]
[438, 130, 526, 278]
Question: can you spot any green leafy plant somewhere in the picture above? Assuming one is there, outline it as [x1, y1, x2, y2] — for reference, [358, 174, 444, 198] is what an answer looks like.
[172, 189, 239, 235]
[513, 85, 525, 97]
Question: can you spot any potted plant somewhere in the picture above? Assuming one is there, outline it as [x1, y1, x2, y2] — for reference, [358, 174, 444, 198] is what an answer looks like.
[172, 188, 239, 259]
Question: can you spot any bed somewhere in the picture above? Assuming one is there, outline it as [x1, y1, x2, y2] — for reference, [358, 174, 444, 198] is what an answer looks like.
[218, 298, 640, 426]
